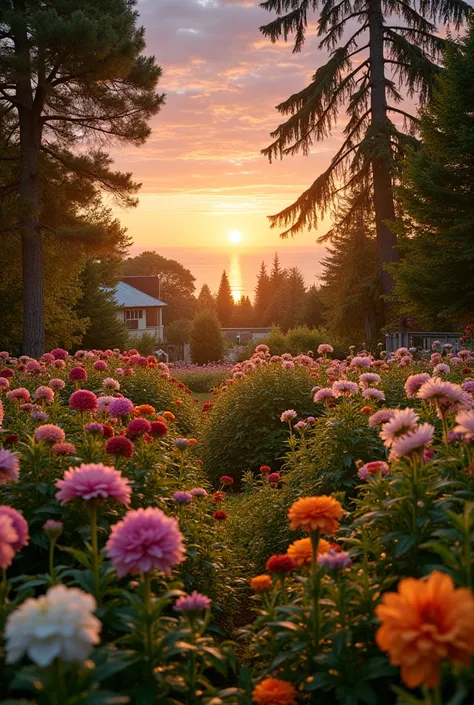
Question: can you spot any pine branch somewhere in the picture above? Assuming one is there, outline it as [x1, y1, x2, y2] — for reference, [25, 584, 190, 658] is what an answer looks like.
[318, 12, 367, 51]
[387, 106, 420, 124]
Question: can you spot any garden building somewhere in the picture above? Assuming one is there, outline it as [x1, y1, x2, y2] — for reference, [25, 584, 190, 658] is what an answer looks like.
[113, 278, 166, 341]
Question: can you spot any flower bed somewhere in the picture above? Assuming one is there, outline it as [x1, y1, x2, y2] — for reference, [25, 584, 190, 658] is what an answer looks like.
[0, 342, 473, 703]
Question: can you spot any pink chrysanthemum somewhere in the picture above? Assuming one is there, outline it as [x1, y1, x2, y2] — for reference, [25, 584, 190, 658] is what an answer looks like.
[49, 378, 65, 391]
[34, 386, 54, 403]
[280, 409, 297, 422]
[359, 372, 381, 388]
[404, 373, 431, 399]
[105, 507, 186, 577]
[0, 377, 10, 390]
[126, 418, 151, 438]
[389, 423, 435, 461]
[93, 360, 107, 371]
[0, 506, 28, 552]
[368, 409, 395, 428]
[358, 460, 389, 480]
[102, 378, 120, 391]
[53, 360, 66, 369]
[332, 380, 359, 397]
[433, 363, 450, 376]
[453, 410, 474, 441]
[108, 397, 134, 419]
[97, 396, 115, 412]
[417, 378, 472, 416]
[84, 422, 104, 435]
[314, 388, 335, 403]
[50, 348, 68, 360]
[0, 449, 20, 485]
[56, 463, 131, 506]
[69, 367, 88, 382]
[34, 424, 66, 444]
[69, 390, 98, 412]
[52, 442, 77, 457]
[174, 591, 211, 613]
[362, 387, 386, 402]
[317, 343, 334, 354]
[26, 360, 41, 373]
[462, 380, 474, 394]
[350, 356, 372, 368]
[7, 388, 31, 403]
[379, 409, 419, 447]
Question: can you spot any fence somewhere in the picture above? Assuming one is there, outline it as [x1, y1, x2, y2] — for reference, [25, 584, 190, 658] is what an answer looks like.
[385, 331, 462, 353]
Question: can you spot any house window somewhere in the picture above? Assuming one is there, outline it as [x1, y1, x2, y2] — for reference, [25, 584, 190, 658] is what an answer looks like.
[124, 309, 143, 320]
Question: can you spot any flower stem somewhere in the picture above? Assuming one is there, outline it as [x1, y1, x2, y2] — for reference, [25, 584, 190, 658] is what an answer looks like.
[49, 538, 57, 585]
[87, 501, 100, 604]
[310, 530, 321, 647]
[143, 573, 154, 679]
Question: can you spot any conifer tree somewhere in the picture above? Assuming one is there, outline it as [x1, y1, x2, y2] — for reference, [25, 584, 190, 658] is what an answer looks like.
[281, 267, 307, 331]
[304, 285, 325, 328]
[0, 0, 164, 355]
[232, 296, 255, 327]
[259, 0, 471, 313]
[216, 271, 234, 327]
[190, 309, 226, 364]
[254, 261, 272, 325]
[393, 29, 474, 328]
[197, 284, 216, 312]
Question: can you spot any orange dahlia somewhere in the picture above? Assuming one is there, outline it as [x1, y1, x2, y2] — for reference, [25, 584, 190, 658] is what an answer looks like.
[252, 677, 297, 705]
[250, 574, 273, 593]
[134, 404, 155, 417]
[163, 411, 176, 421]
[376, 571, 474, 688]
[288, 496, 344, 535]
[287, 537, 331, 567]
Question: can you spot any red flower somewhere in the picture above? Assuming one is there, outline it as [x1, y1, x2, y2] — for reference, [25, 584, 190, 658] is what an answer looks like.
[150, 421, 168, 437]
[268, 472, 281, 484]
[220, 475, 234, 485]
[4, 434, 19, 445]
[105, 436, 134, 458]
[463, 368, 472, 375]
[69, 390, 98, 411]
[126, 418, 151, 438]
[260, 465, 271, 473]
[213, 510, 228, 521]
[212, 491, 226, 504]
[265, 554, 296, 574]
[101, 424, 114, 438]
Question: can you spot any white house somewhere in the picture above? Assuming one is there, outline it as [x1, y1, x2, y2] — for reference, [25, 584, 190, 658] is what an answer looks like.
[113, 281, 166, 342]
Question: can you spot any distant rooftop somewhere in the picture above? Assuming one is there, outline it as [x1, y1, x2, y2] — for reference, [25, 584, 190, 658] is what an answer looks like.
[113, 281, 166, 308]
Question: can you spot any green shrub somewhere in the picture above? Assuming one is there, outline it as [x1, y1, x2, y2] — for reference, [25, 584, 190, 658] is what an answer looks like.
[190, 309, 226, 364]
[237, 325, 347, 360]
[173, 369, 229, 393]
[131, 331, 160, 356]
[200, 363, 315, 482]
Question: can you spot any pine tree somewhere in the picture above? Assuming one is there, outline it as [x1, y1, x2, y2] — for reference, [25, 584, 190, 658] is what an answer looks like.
[304, 285, 325, 328]
[216, 271, 234, 327]
[197, 284, 216, 312]
[232, 296, 255, 327]
[259, 0, 471, 316]
[0, 0, 163, 355]
[281, 267, 307, 331]
[254, 261, 272, 325]
[190, 309, 226, 364]
[393, 30, 474, 329]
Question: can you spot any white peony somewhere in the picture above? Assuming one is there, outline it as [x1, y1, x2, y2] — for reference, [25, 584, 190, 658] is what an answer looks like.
[5, 584, 101, 666]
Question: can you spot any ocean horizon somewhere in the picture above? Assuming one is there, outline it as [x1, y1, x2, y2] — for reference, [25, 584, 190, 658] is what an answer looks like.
[129, 245, 328, 301]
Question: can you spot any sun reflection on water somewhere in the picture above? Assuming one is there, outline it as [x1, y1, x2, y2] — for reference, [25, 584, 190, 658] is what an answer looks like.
[229, 254, 243, 303]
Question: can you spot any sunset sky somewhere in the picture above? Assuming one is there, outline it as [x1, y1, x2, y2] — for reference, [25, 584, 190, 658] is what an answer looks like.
[111, 0, 341, 254]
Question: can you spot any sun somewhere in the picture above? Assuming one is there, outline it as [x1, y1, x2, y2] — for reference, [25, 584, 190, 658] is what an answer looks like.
[228, 229, 242, 245]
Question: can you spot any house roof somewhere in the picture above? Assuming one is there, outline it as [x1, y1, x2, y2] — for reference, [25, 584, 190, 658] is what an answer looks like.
[113, 281, 166, 308]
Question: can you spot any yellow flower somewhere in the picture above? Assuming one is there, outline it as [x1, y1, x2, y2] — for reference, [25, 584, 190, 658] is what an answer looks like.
[376, 571, 474, 688]
[288, 496, 344, 535]
[287, 537, 331, 567]
[252, 677, 297, 705]
[250, 575, 273, 593]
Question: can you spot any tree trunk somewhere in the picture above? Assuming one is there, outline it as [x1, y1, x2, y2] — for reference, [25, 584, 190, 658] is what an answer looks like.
[368, 0, 399, 319]
[15, 19, 45, 357]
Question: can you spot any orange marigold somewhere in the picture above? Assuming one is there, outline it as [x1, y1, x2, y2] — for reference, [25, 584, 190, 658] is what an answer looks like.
[252, 677, 297, 705]
[250, 574, 273, 593]
[288, 496, 344, 535]
[376, 571, 474, 688]
[287, 537, 331, 567]
[134, 404, 156, 417]
[163, 411, 176, 421]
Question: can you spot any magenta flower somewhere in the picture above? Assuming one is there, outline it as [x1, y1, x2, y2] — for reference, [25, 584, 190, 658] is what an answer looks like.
[268, 472, 281, 484]
[105, 507, 186, 577]
[332, 380, 359, 397]
[108, 397, 134, 419]
[93, 360, 107, 371]
[69, 367, 88, 382]
[69, 390, 98, 412]
[0, 506, 29, 552]
[126, 418, 151, 438]
[0, 514, 18, 569]
[173, 491, 192, 504]
[84, 422, 104, 435]
[50, 348, 68, 360]
[34, 424, 65, 444]
[0, 449, 19, 485]
[174, 591, 211, 613]
[55, 463, 131, 506]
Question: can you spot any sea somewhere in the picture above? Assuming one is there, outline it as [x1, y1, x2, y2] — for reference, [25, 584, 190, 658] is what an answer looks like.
[130, 246, 328, 302]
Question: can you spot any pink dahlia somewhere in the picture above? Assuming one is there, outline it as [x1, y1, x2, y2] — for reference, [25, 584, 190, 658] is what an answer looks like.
[403, 373, 430, 398]
[34, 386, 54, 403]
[93, 360, 107, 371]
[52, 442, 77, 457]
[34, 424, 66, 444]
[368, 409, 395, 428]
[362, 388, 386, 402]
[126, 418, 151, 439]
[69, 367, 88, 382]
[108, 397, 134, 419]
[0, 514, 18, 569]
[69, 390, 98, 412]
[0, 368, 14, 379]
[105, 507, 186, 577]
[56, 463, 131, 505]
[0, 506, 29, 552]
[389, 423, 435, 461]
[53, 359, 66, 369]
[174, 591, 211, 613]
[7, 388, 31, 403]
[433, 363, 450, 376]
[26, 360, 41, 373]
[50, 348, 68, 360]
[105, 436, 134, 459]
[317, 343, 334, 355]
[268, 472, 281, 484]
[0, 377, 10, 390]
[49, 378, 65, 391]
[379, 408, 419, 447]
[0, 449, 20, 484]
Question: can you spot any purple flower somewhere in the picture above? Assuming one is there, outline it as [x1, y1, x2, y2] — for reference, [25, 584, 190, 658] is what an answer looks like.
[174, 591, 211, 613]
[317, 549, 352, 571]
[108, 397, 134, 419]
[175, 438, 191, 450]
[173, 491, 192, 504]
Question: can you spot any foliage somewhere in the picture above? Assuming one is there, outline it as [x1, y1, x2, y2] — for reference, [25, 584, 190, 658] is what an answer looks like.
[190, 310, 226, 365]
[216, 271, 234, 327]
[130, 332, 161, 357]
[393, 29, 474, 329]
[239, 326, 345, 360]
[165, 320, 193, 346]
